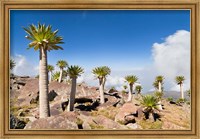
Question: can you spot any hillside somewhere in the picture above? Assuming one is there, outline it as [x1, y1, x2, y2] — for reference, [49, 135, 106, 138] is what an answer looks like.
[10, 76, 191, 130]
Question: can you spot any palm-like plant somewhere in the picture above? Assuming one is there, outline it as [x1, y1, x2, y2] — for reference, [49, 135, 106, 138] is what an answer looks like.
[175, 76, 185, 99]
[153, 81, 159, 90]
[52, 71, 60, 81]
[155, 76, 164, 92]
[125, 75, 138, 102]
[135, 85, 142, 95]
[10, 59, 16, 70]
[57, 60, 68, 83]
[47, 65, 54, 82]
[140, 94, 159, 121]
[23, 23, 64, 118]
[92, 66, 111, 104]
[67, 65, 84, 111]
[154, 91, 163, 101]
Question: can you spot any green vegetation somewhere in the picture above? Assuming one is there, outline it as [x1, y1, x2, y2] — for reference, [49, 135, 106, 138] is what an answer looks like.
[89, 123, 104, 129]
[124, 75, 138, 102]
[47, 65, 54, 82]
[67, 65, 84, 111]
[92, 66, 111, 104]
[167, 97, 174, 102]
[154, 91, 164, 100]
[57, 60, 68, 83]
[138, 120, 163, 129]
[176, 98, 187, 103]
[76, 117, 83, 125]
[175, 76, 185, 99]
[23, 23, 64, 118]
[10, 59, 16, 70]
[140, 94, 158, 112]
[52, 71, 60, 81]
[135, 85, 142, 95]
[186, 89, 191, 97]
[91, 106, 119, 120]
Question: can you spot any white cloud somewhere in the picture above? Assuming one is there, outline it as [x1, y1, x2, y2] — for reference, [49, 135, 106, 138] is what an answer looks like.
[12, 54, 38, 76]
[78, 30, 191, 93]
[152, 30, 190, 91]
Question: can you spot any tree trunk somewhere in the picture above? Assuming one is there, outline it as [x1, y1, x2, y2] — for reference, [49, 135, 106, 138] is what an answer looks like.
[99, 78, 105, 104]
[158, 81, 162, 92]
[82, 86, 86, 96]
[59, 69, 63, 83]
[157, 100, 163, 110]
[49, 71, 52, 82]
[39, 47, 50, 118]
[127, 84, 133, 102]
[149, 112, 155, 122]
[68, 77, 77, 111]
[180, 84, 184, 99]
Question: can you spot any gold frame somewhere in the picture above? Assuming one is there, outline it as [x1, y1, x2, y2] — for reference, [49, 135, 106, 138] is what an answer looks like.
[0, 0, 199, 138]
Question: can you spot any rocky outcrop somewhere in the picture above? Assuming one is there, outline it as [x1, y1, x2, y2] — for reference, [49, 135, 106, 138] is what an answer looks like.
[115, 103, 138, 124]
[10, 76, 191, 130]
[10, 114, 26, 129]
[25, 112, 78, 129]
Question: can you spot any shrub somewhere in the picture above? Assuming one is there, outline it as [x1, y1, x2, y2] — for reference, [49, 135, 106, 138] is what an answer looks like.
[140, 95, 159, 112]
[167, 97, 173, 102]
[154, 91, 163, 100]
[176, 98, 187, 103]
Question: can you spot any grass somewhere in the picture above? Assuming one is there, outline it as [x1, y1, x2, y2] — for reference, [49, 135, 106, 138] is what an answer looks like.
[10, 103, 38, 117]
[138, 120, 163, 129]
[89, 123, 104, 129]
[91, 106, 119, 120]
[166, 97, 173, 102]
[76, 117, 83, 125]
[117, 120, 126, 125]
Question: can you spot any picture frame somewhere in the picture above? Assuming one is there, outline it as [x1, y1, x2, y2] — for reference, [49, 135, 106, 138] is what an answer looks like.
[0, 0, 199, 138]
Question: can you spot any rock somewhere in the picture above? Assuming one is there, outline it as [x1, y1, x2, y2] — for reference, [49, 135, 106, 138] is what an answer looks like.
[124, 115, 136, 125]
[10, 114, 26, 129]
[108, 88, 118, 93]
[135, 107, 144, 120]
[25, 112, 78, 129]
[15, 81, 26, 86]
[162, 121, 185, 129]
[30, 92, 39, 104]
[82, 121, 91, 129]
[18, 111, 26, 117]
[115, 98, 125, 107]
[49, 81, 70, 96]
[50, 108, 61, 116]
[126, 123, 140, 129]
[169, 101, 176, 104]
[75, 97, 93, 104]
[115, 103, 138, 124]
[48, 90, 58, 101]
[93, 115, 128, 129]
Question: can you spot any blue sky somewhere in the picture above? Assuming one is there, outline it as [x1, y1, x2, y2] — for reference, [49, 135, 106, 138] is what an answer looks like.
[10, 10, 190, 70]
[10, 10, 190, 92]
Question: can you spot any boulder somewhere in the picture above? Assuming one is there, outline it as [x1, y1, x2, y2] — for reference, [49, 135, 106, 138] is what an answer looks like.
[126, 123, 141, 129]
[25, 112, 78, 129]
[135, 107, 144, 120]
[10, 114, 26, 129]
[124, 115, 136, 125]
[115, 103, 138, 124]
[92, 115, 128, 129]
[108, 88, 118, 94]
[48, 90, 58, 101]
